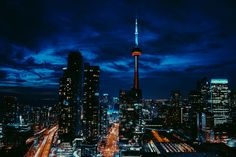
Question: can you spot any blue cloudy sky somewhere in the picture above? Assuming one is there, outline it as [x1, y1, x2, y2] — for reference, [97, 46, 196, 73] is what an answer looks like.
[0, 0, 236, 104]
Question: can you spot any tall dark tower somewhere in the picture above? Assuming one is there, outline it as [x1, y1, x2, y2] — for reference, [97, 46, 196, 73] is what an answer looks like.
[131, 18, 142, 101]
[82, 63, 100, 144]
[119, 18, 144, 152]
[132, 18, 141, 90]
[58, 52, 83, 143]
[2, 96, 18, 124]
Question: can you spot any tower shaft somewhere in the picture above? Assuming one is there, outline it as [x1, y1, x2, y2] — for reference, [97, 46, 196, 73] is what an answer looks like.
[134, 55, 139, 89]
[132, 18, 141, 90]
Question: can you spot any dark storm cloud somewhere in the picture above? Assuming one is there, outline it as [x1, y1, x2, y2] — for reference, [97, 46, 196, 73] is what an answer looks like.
[0, 71, 7, 79]
[185, 60, 236, 72]
[0, 1, 47, 49]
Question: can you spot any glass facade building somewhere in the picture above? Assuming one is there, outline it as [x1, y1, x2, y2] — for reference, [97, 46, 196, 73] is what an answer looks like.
[210, 79, 230, 126]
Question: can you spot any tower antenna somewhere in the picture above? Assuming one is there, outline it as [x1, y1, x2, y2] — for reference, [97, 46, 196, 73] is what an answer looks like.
[135, 17, 139, 47]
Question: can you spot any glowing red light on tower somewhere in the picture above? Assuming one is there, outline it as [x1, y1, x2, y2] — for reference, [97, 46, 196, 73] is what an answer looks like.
[132, 51, 141, 56]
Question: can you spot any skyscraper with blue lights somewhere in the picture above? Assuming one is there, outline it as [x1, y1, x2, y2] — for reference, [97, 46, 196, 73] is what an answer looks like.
[210, 79, 230, 126]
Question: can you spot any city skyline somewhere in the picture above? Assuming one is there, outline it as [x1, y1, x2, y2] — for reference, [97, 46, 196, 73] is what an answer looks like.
[0, 0, 236, 103]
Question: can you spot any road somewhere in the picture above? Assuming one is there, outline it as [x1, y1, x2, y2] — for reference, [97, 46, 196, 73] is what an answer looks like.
[41, 126, 58, 157]
[98, 123, 119, 157]
[25, 125, 58, 157]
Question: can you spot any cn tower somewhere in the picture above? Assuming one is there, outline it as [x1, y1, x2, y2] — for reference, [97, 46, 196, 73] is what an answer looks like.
[132, 18, 142, 90]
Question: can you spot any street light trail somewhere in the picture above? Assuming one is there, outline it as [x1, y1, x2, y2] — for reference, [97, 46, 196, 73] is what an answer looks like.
[98, 123, 119, 157]
[41, 126, 58, 157]
[25, 125, 58, 157]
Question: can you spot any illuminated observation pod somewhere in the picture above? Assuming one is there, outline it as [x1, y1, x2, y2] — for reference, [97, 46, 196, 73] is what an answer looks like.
[132, 47, 142, 56]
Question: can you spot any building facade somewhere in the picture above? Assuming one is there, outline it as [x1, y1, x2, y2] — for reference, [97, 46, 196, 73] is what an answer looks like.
[2, 96, 18, 124]
[58, 52, 83, 143]
[82, 63, 100, 144]
[210, 79, 230, 126]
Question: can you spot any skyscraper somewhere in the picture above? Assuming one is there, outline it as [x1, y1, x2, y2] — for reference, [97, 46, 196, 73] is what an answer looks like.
[119, 90, 136, 142]
[2, 96, 18, 124]
[230, 91, 236, 124]
[82, 63, 100, 144]
[58, 52, 83, 143]
[197, 77, 210, 110]
[166, 90, 182, 127]
[210, 79, 230, 126]
[100, 94, 109, 136]
[0, 123, 3, 148]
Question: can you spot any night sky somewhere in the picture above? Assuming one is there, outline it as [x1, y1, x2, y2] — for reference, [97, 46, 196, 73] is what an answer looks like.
[0, 0, 236, 105]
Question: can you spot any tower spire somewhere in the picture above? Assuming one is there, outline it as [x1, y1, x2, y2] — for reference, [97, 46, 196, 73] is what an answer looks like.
[135, 17, 138, 47]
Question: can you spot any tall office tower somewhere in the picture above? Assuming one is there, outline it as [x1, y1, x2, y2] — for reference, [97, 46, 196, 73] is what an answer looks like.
[189, 90, 202, 113]
[102, 93, 111, 111]
[0, 123, 3, 148]
[99, 94, 109, 136]
[82, 63, 100, 144]
[188, 90, 204, 139]
[17, 104, 29, 125]
[2, 96, 18, 124]
[188, 90, 201, 124]
[119, 90, 133, 142]
[191, 78, 213, 142]
[170, 90, 182, 107]
[230, 91, 236, 123]
[58, 52, 83, 143]
[196, 78, 213, 127]
[166, 90, 182, 127]
[231, 91, 236, 108]
[210, 79, 230, 126]
[197, 77, 210, 110]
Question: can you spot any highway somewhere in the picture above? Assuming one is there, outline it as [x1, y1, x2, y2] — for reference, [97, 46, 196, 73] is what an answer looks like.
[41, 126, 58, 157]
[25, 125, 58, 157]
[98, 123, 119, 157]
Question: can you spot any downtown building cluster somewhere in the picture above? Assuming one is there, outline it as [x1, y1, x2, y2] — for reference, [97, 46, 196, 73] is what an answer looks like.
[58, 51, 110, 156]
[140, 77, 236, 155]
[57, 18, 145, 156]
[0, 96, 58, 156]
[118, 19, 236, 156]
[0, 17, 236, 157]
